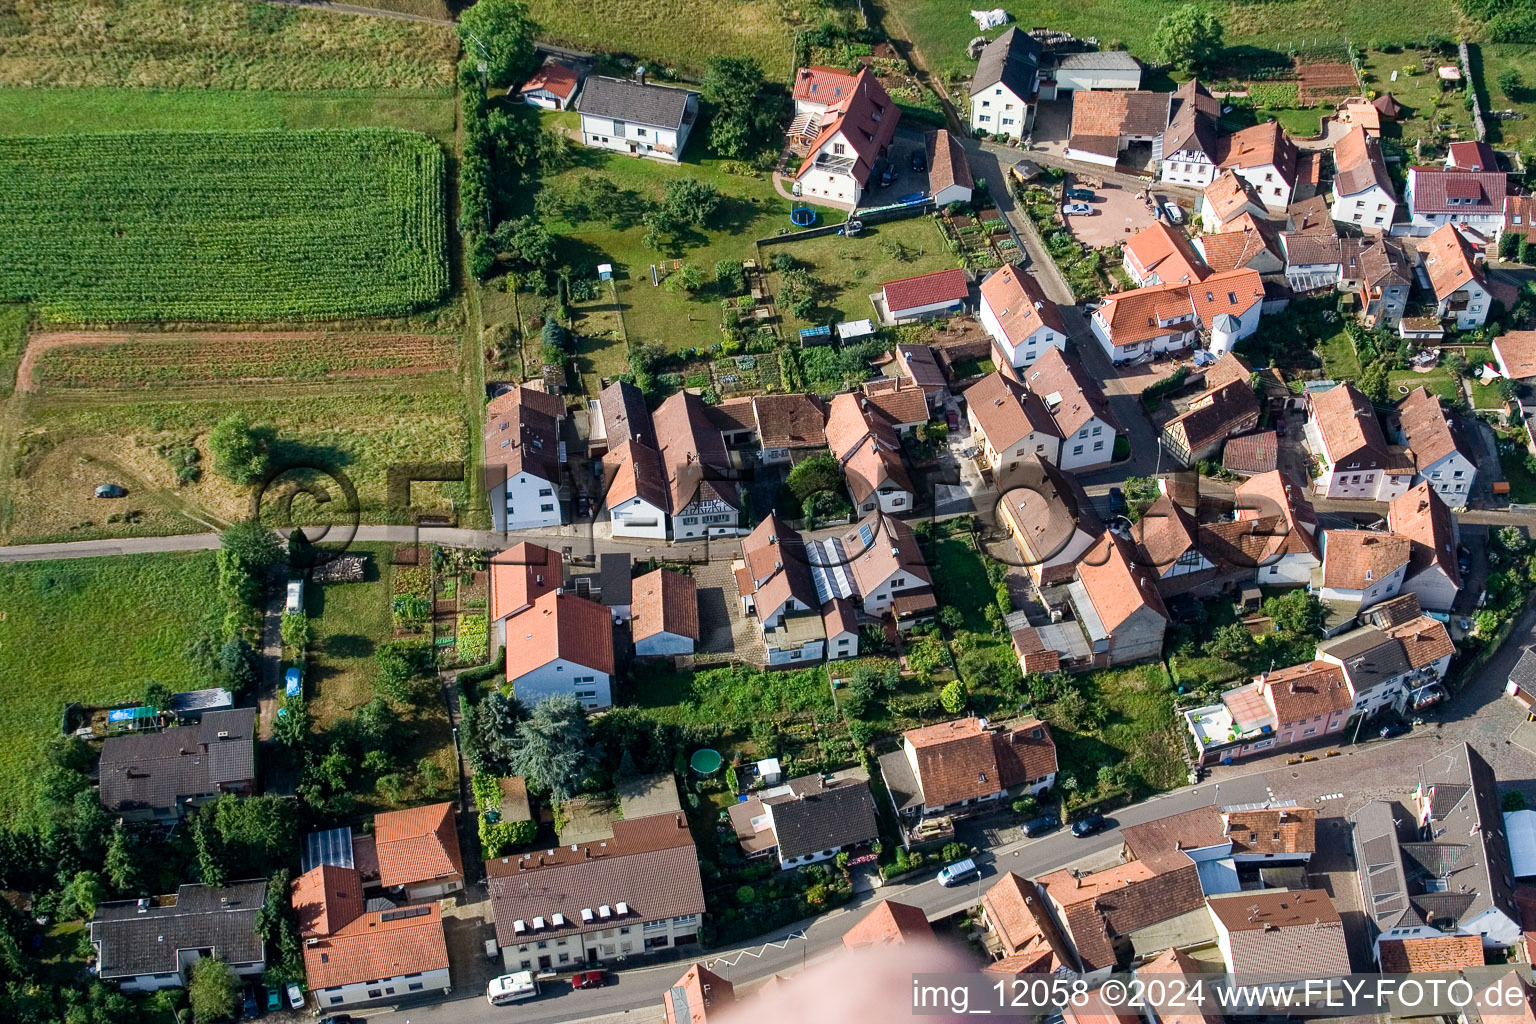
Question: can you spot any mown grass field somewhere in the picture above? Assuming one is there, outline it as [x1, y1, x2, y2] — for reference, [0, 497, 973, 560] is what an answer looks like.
[0, 87, 457, 141]
[523, 0, 796, 79]
[887, 0, 1462, 79]
[0, 552, 220, 817]
[0, 304, 24, 396]
[0, 0, 457, 89]
[0, 129, 448, 321]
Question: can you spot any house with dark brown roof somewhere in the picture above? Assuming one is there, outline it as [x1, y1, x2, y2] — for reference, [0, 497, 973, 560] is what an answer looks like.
[484, 385, 565, 532]
[825, 391, 915, 514]
[632, 568, 698, 658]
[1303, 382, 1414, 501]
[1216, 469, 1321, 586]
[589, 380, 651, 458]
[879, 717, 1007, 821]
[98, 707, 258, 822]
[965, 370, 1061, 474]
[374, 802, 464, 901]
[926, 129, 973, 206]
[488, 812, 705, 970]
[653, 390, 741, 539]
[1208, 889, 1349, 980]
[1160, 378, 1260, 468]
[1391, 387, 1477, 508]
[844, 900, 934, 950]
[1036, 855, 1205, 975]
[1129, 493, 1212, 589]
[293, 864, 451, 1009]
[1494, 330, 1536, 383]
[711, 393, 827, 465]
[1222, 430, 1278, 476]
[1193, 213, 1284, 275]
[726, 770, 878, 870]
[504, 590, 616, 709]
[1158, 79, 1223, 187]
[969, 28, 1044, 140]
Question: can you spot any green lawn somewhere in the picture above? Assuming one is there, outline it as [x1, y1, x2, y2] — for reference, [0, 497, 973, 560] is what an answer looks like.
[1470, 44, 1536, 147]
[888, 0, 1460, 80]
[0, 552, 220, 818]
[525, 128, 801, 362]
[1390, 368, 1462, 402]
[305, 543, 396, 727]
[1054, 662, 1186, 803]
[1359, 48, 1477, 163]
[1318, 324, 1362, 379]
[766, 215, 960, 331]
[521, 0, 796, 79]
[929, 529, 995, 633]
[0, 88, 457, 142]
[1472, 380, 1509, 410]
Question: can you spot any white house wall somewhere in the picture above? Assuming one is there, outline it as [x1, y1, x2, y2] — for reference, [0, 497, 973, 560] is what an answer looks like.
[499, 472, 563, 531]
[503, 914, 701, 970]
[578, 114, 686, 163]
[314, 968, 452, 1009]
[971, 84, 1030, 139]
[635, 631, 695, 657]
[510, 659, 612, 710]
[608, 497, 668, 539]
[1057, 418, 1117, 471]
[979, 299, 1065, 368]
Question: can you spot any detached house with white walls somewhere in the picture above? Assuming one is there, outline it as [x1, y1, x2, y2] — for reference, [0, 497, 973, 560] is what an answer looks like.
[728, 772, 879, 871]
[1417, 223, 1494, 330]
[1303, 383, 1413, 501]
[1022, 347, 1123, 471]
[977, 265, 1068, 369]
[504, 590, 616, 710]
[1405, 167, 1508, 237]
[839, 511, 935, 623]
[1318, 530, 1411, 612]
[1123, 221, 1208, 287]
[969, 28, 1043, 140]
[789, 67, 899, 208]
[1157, 79, 1223, 188]
[1390, 386, 1477, 506]
[654, 390, 741, 539]
[91, 881, 268, 993]
[1090, 269, 1264, 363]
[878, 717, 1057, 828]
[1331, 125, 1398, 232]
[484, 386, 565, 532]
[1387, 483, 1463, 612]
[575, 75, 698, 162]
[825, 391, 915, 513]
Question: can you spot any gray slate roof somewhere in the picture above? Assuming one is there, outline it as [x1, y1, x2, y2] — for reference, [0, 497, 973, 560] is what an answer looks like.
[577, 77, 694, 130]
[91, 880, 267, 979]
[1511, 648, 1536, 688]
[98, 707, 257, 813]
[1055, 50, 1142, 71]
[765, 778, 879, 860]
[1318, 626, 1411, 691]
[972, 27, 1042, 98]
[599, 552, 633, 606]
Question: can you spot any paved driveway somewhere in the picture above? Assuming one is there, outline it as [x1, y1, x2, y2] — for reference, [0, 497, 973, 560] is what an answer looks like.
[1063, 177, 1159, 248]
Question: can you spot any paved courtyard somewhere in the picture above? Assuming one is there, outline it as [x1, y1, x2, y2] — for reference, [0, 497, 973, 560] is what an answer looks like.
[1063, 175, 1160, 248]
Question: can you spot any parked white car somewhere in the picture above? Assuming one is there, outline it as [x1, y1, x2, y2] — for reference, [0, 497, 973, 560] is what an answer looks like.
[1063, 202, 1094, 216]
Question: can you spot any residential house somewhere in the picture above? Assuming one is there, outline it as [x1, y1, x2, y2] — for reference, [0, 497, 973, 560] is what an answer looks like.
[1387, 482, 1463, 611]
[1157, 79, 1223, 188]
[1378, 934, 1485, 974]
[840, 511, 935, 623]
[1160, 379, 1261, 467]
[1129, 493, 1212, 586]
[727, 771, 879, 870]
[663, 965, 733, 1024]
[1067, 88, 1175, 168]
[293, 864, 451, 1009]
[1090, 269, 1264, 363]
[712, 393, 827, 465]
[576, 76, 698, 162]
[965, 370, 1061, 472]
[979, 873, 1075, 974]
[1280, 232, 1352, 293]
[1288, 194, 1335, 235]
[374, 802, 464, 901]
[926, 129, 974, 205]
[631, 569, 699, 658]
[1184, 661, 1353, 765]
[1193, 213, 1285, 275]
[1020, 347, 1123, 471]
[978, 264, 1069, 368]
[488, 811, 705, 969]
[791, 67, 899, 208]
[1119, 803, 1317, 893]
[1200, 170, 1268, 233]
[1207, 890, 1350, 980]
[1317, 614, 1451, 715]
[996, 454, 1104, 589]
[601, 441, 670, 540]
[1392, 388, 1477, 506]
[588, 379, 651, 459]
[892, 345, 949, 408]
[1357, 235, 1415, 328]
[878, 717, 1056, 825]
[97, 707, 258, 822]
[1448, 141, 1500, 172]
[843, 900, 934, 950]
[489, 542, 563, 627]
[1123, 221, 1208, 287]
[1222, 469, 1321, 586]
[1494, 330, 1536, 382]
[90, 880, 268, 993]
[1221, 430, 1278, 476]
[1052, 50, 1143, 92]
[1502, 195, 1536, 251]
[969, 29, 1043, 139]
[825, 391, 915, 513]
[1352, 744, 1522, 958]
[1137, 948, 1222, 1024]
[483, 386, 565, 531]
[504, 590, 616, 709]
[1035, 854, 1205, 975]
[1331, 125, 1398, 232]
[1318, 529, 1411, 611]
[1217, 120, 1300, 212]
[520, 63, 581, 110]
[1304, 382, 1413, 501]
[878, 267, 969, 324]
[1405, 167, 1508, 238]
[1071, 532, 1170, 667]
[736, 514, 832, 665]
[654, 390, 741, 538]
[1418, 223, 1495, 330]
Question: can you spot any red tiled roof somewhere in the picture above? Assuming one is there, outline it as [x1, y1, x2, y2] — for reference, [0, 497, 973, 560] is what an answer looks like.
[991, 718, 1057, 788]
[1217, 120, 1298, 181]
[374, 802, 464, 890]
[1138, 948, 1221, 1024]
[1208, 890, 1349, 978]
[664, 965, 735, 1024]
[507, 589, 616, 679]
[301, 900, 449, 991]
[793, 65, 860, 103]
[1022, 346, 1121, 436]
[653, 391, 739, 514]
[1506, 195, 1536, 240]
[904, 717, 1003, 806]
[1410, 167, 1507, 215]
[1222, 430, 1278, 474]
[1447, 141, 1498, 172]
[883, 268, 969, 314]
[1310, 382, 1386, 464]
[1225, 803, 1318, 855]
[1378, 934, 1484, 973]
[602, 440, 669, 512]
[966, 370, 1059, 451]
[795, 68, 899, 186]
[981, 872, 1056, 959]
[1495, 330, 1536, 380]
[1124, 221, 1207, 285]
[1388, 481, 1461, 588]
[980, 264, 1069, 341]
[842, 900, 934, 949]
[1261, 662, 1352, 723]
[1076, 532, 1169, 631]
[1333, 124, 1395, 199]
[1389, 615, 1454, 668]
[631, 568, 699, 643]
[926, 129, 973, 194]
[292, 864, 363, 938]
[490, 542, 562, 622]
[521, 63, 580, 100]
[1322, 530, 1410, 591]
[1198, 213, 1281, 272]
[1094, 269, 1262, 349]
[1203, 170, 1265, 223]
[1418, 223, 1487, 301]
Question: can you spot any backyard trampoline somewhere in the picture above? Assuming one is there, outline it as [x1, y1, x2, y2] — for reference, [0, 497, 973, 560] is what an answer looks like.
[689, 748, 723, 776]
[790, 206, 817, 227]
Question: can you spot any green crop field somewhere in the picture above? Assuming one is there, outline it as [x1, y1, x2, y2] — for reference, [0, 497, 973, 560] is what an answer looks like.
[0, 0, 457, 90]
[0, 552, 220, 818]
[0, 128, 448, 321]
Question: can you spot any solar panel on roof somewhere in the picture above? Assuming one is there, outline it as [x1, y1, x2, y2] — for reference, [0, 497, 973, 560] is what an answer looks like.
[380, 905, 431, 922]
[858, 523, 874, 546]
[670, 987, 692, 1020]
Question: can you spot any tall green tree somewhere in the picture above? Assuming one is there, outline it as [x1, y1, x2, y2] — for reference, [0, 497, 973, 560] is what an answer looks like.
[188, 957, 239, 1023]
[191, 814, 227, 889]
[208, 413, 269, 485]
[786, 452, 843, 501]
[700, 56, 781, 158]
[1152, 6, 1224, 72]
[661, 177, 723, 227]
[1263, 589, 1327, 638]
[457, 0, 539, 88]
[509, 695, 600, 803]
[104, 822, 138, 895]
[56, 871, 104, 921]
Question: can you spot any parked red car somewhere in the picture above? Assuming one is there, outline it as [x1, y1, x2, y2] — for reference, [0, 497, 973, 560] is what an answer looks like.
[571, 971, 605, 990]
